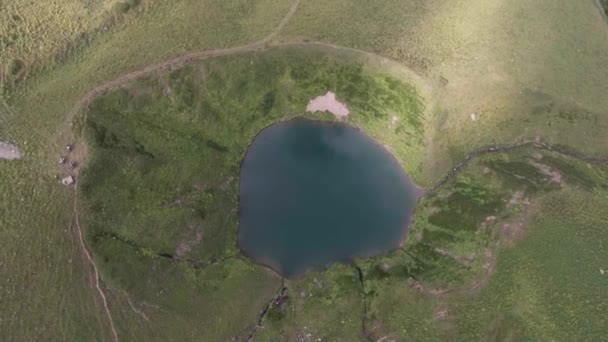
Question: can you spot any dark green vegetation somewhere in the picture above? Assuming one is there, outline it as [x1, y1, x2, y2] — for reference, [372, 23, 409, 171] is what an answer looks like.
[238, 119, 418, 276]
[601, 0, 608, 16]
[79, 48, 424, 339]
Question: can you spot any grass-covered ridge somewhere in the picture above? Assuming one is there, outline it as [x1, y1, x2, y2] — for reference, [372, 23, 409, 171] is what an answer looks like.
[79, 47, 425, 339]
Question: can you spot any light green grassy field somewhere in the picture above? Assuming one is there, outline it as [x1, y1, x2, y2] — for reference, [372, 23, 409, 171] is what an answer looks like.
[2, 0, 608, 340]
[280, 0, 608, 179]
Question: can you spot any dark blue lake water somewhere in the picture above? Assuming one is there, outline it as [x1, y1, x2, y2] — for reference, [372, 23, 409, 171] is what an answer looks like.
[238, 118, 418, 277]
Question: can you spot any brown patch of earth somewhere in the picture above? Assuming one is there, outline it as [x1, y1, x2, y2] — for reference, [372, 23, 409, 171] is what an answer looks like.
[158, 74, 176, 102]
[433, 304, 454, 334]
[529, 160, 563, 185]
[175, 225, 203, 259]
[434, 247, 476, 265]
[67, 142, 88, 177]
[507, 190, 530, 209]
[499, 199, 540, 248]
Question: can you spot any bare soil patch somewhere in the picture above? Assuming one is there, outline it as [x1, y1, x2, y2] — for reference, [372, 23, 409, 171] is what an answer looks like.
[175, 225, 203, 259]
[499, 199, 540, 248]
[306, 91, 350, 118]
[529, 160, 563, 185]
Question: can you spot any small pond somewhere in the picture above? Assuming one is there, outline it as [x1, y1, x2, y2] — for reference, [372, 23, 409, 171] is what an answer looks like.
[238, 118, 418, 277]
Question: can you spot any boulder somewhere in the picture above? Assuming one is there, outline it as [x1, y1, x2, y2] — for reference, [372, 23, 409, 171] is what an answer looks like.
[61, 176, 75, 186]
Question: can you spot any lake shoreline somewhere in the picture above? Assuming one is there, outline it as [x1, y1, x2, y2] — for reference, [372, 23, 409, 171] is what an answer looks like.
[236, 117, 420, 278]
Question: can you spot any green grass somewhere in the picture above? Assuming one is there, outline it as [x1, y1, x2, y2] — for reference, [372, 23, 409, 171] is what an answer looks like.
[280, 0, 608, 181]
[449, 188, 608, 340]
[3, 0, 608, 340]
[0, 1, 294, 340]
[1, 0, 294, 147]
[0, 0, 146, 92]
[256, 264, 366, 341]
[352, 148, 608, 340]
[0, 161, 114, 340]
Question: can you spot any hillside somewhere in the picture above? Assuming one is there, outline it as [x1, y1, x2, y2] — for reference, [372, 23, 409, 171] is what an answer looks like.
[1, 0, 607, 340]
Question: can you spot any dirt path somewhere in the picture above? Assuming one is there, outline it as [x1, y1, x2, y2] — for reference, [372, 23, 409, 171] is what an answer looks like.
[73, 184, 119, 342]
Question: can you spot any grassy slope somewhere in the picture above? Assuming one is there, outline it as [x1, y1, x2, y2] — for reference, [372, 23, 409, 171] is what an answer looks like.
[358, 148, 608, 340]
[80, 47, 608, 340]
[1, 0, 293, 146]
[0, 161, 114, 341]
[451, 189, 608, 340]
[78, 48, 424, 340]
[256, 264, 366, 341]
[1, 0, 119, 89]
[280, 0, 608, 178]
[0, 1, 293, 340]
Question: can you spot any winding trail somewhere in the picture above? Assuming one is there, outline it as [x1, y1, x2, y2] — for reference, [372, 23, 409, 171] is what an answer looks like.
[67, 0, 301, 121]
[73, 184, 119, 342]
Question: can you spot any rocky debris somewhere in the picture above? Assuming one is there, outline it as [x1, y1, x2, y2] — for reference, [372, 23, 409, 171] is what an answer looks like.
[434, 247, 476, 265]
[434, 306, 449, 320]
[0, 141, 22, 160]
[274, 290, 289, 307]
[61, 176, 75, 186]
[244, 281, 287, 341]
